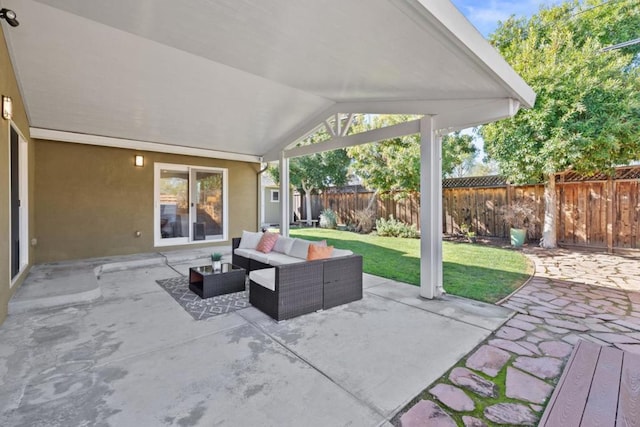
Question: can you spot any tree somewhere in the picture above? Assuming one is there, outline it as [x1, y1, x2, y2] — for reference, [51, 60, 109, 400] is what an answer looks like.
[347, 115, 477, 197]
[481, 0, 640, 247]
[268, 147, 350, 225]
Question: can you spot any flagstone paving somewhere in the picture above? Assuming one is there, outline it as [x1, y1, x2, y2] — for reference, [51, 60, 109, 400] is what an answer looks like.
[395, 248, 640, 426]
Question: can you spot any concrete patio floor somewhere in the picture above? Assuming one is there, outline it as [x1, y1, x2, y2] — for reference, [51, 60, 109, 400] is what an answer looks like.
[0, 250, 512, 426]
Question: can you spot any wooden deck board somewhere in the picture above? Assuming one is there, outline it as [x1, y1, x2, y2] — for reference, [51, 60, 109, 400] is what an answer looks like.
[581, 346, 623, 427]
[617, 351, 640, 427]
[541, 340, 640, 427]
[540, 340, 601, 427]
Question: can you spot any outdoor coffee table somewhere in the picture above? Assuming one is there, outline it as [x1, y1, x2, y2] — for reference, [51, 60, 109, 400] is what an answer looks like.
[188, 263, 246, 299]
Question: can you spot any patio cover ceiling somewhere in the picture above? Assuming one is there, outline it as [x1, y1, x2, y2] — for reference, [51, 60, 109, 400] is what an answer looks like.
[2, 0, 535, 162]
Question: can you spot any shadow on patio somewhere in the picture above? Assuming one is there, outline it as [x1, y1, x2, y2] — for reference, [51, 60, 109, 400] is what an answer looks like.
[0, 249, 511, 426]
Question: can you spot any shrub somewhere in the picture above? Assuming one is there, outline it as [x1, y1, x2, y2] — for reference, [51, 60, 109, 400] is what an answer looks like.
[501, 198, 539, 235]
[319, 208, 338, 229]
[376, 215, 419, 238]
[353, 208, 375, 234]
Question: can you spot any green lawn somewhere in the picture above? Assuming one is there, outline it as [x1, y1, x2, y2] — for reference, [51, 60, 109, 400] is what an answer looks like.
[289, 228, 531, 303]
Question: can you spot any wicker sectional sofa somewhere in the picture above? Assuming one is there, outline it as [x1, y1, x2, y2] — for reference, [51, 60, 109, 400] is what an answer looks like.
[232, 233, 363, 321]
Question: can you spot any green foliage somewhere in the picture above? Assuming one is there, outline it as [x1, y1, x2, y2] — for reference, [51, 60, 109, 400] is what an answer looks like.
[348, 114, 477, 196]
[482, 0, 640, 183]
[443, 132, 477, 178]
[375, 215, 419, 238]
[210, 252, 223, 261]
[319, 208, 338, 229]
[267, 128, 350, 195]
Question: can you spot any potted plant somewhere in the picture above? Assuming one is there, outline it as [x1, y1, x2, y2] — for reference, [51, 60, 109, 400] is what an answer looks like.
[211, 252, 223, 271]
[501, 198, 539, 247]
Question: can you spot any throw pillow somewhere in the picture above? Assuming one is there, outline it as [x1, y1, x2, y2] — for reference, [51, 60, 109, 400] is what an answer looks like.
[256, 232, 279, 253]
[238, 230, 263, 249]
[307, 244, 334, 260]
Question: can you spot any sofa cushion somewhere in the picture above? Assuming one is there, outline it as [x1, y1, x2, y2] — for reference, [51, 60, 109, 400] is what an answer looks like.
[267, 252, 304, 266]
[234, 248, 255, 258]
[234, 248, 270, 263]
[256, 232, 279, 253]
[288, 238, 312, 259]
[239, 230, 263, 249]
[331, 248, 354, 258]
[250, 251, 271, 264]
[249, 268, 276, 291]
[273, 236, 295, 254]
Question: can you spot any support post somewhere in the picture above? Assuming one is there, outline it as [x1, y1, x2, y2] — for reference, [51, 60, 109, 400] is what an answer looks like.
[279, 152, 290, 237]
[419, 116, 443, 299]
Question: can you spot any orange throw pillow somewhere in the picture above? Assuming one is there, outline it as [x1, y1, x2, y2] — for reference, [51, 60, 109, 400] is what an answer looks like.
[256, 232, 279, 253]
[307, 244, 334, 260]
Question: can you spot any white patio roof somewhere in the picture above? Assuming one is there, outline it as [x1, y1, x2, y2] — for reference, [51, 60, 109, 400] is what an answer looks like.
[2, 0, 535, 162]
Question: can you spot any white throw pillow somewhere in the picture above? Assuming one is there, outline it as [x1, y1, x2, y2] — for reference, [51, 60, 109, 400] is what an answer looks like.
[238, 230, 263, 249]
[288, 238, 312, 259]
[273, 236, 295, 254]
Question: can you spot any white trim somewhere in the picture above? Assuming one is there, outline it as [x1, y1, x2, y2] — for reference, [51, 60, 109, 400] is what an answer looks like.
[154, 162, 229, 247]
[260, 172, 265, 227]
[419, 116, 443, 299]
[284, 119, 421, 159]
[279, 153, 290, 237]
[30, 128, 262, 164]
[270, 189, 280, 203]
[9, 122, 29, 287]
[262, 98, 526, 161]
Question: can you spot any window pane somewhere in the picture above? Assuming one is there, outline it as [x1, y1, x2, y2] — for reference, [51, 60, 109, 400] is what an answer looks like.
[159, 169, 189, 239]
[195, 171, 223, 239]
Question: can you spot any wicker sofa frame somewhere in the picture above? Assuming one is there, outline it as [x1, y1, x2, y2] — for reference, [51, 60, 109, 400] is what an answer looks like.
[232, 237, 363, 321]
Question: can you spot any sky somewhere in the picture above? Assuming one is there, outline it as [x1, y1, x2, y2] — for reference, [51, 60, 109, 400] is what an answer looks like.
[451, 0, 563, 37]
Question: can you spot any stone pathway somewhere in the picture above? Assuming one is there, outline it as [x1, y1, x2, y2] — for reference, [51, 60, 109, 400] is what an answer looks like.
[395, 248, 640, 426]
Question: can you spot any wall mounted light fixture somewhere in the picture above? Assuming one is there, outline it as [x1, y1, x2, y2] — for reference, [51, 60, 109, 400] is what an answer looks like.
[134, 155, 144, 167]
[2, 95, 12, 120]
[0, 8, 19, 27]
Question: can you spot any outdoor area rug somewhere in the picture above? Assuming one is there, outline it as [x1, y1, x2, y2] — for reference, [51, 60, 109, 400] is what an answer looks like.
[156, 276, 250, 321]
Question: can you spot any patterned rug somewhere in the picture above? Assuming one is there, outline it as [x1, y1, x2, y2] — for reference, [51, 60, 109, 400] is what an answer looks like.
[156, 276, 250, 320]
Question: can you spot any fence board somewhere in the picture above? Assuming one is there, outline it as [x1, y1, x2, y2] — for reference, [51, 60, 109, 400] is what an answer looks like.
[295, 170, 640, 251]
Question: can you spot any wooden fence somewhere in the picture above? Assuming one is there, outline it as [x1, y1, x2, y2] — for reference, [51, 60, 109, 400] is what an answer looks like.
[294, 186, 421, 229]
[295, 166, 640, 252]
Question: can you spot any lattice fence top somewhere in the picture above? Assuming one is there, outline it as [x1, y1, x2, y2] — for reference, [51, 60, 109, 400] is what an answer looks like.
[442, 166, 640, 189]
[559, 166, 640, 182]
[316, 166, 640, 193]
[442, 175, 507, 188]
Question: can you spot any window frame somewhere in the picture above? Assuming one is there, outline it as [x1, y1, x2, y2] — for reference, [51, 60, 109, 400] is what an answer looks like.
[154, 162, 228, 247]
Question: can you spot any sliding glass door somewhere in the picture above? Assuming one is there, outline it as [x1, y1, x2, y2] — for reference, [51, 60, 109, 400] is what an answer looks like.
[155, 163, 227, 246]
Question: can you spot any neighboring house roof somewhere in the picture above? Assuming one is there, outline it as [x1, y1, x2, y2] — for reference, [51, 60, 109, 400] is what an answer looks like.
[4, 0, 534, 161]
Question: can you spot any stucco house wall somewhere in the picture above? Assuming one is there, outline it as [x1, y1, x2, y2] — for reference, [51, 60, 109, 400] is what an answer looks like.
[0, 27, 35, 325]
[34, 140, 260, 263]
